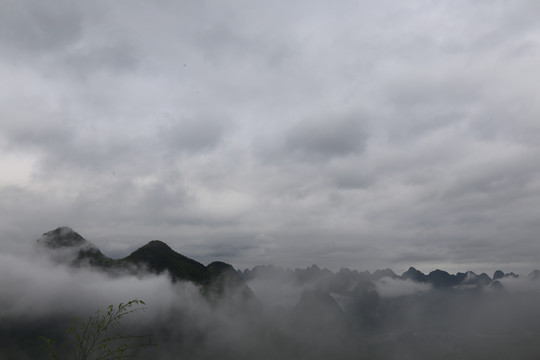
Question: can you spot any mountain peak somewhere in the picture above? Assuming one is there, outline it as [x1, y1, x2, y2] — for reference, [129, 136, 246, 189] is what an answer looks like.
[529, 269, 540, 279]
[493, 270, 505, 280]
[401, 267, 427, 282]
[372, 268, 398, 280]
[123, 239, 210, 283]
[36, 226, 112, 267]
[141, 240, 173, 251]
[33, 227, 255, 303]
[37, 226, 96, 250]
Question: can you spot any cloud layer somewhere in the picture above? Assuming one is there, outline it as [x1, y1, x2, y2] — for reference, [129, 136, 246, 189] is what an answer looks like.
[1, 0, 540, 273]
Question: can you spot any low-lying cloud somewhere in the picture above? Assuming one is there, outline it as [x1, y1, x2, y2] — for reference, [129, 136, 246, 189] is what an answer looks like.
[375, 277, 432, 297]
[2, 249, 540, 359]
[0, 252, 178, 318]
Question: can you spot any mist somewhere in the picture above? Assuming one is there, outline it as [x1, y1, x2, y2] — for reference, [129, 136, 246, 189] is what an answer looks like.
[0, 253, 179, 318]
[2, 245, 540, 360]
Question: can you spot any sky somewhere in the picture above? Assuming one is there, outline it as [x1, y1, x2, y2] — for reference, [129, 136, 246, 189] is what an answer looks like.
[1, 0, 540, 274]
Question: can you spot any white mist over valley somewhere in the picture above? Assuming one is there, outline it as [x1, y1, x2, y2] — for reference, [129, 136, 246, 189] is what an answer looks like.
[1, 227, 539, 359]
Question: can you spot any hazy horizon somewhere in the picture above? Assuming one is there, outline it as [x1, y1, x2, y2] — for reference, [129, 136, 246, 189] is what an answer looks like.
[2, 238, 540, 359]
[28, 226, 540, 277]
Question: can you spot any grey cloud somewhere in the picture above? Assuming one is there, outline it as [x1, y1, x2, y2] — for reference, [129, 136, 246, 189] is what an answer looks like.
[2, 0, 540, 276]
[38, 133, 152, 176]
[282, 115, 367, 161]
[470, 98, 540, 145]
[0, 113, 155, 178]
[331, 170, 375, 190]
[160, 117, 227, 154]
[0, 103, 117, 175]
[60, 42, 140, 77]
[0, 0, 82, 56]
[467, 0, 540, 52]
[2, 119, 73, 152]
[385, 70, 480, 110]
[441, 151, 540, 202]
[195, 20, 295, 68]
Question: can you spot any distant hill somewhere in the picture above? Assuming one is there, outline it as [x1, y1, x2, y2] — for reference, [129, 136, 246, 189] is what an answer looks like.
[122, 239, 209, 283]
[36, 226, 115, 267]
[15, 226, 540, 360]
[36, 226, 256, 302]
[242, 263, 539, 292]
[36, 226, 539, 306]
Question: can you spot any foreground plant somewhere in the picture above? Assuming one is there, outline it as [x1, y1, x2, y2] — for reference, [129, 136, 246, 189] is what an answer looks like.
[42, 299, 152, 360]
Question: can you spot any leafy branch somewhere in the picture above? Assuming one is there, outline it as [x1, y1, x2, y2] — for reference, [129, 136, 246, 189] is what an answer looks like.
[42, 299, 153, 360]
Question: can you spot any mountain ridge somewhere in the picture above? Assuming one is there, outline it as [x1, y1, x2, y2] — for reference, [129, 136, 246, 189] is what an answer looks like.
[36, 227, 256, 302]
[242, 263, 540, 290]
[37, 226, 539, 292]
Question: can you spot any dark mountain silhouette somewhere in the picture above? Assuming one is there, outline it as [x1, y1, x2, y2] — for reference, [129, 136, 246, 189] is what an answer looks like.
[401, 267, 428, 282]
[372, 268, 398, 280]
[294, 264, 334, 285]
[36, 227, 256, 301]
[241, 263, 538, 294]
[493, 270, 505, 280]
[426, 269, 465, 287]
[493, 270, 519, 280]
[399, 268, 495, 288]
[36, 226, 115, 267]
[461, 271, 492, 286]
[203, 261, 259, 305]
[123, 240, 209, 283]
[37, 226, 539, 305]
[241, 264, 293, 281]
[37, 226, 90, 249]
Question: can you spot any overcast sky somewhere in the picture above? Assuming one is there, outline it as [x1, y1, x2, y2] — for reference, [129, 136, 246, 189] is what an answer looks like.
[1, 0, 540, 274]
